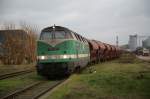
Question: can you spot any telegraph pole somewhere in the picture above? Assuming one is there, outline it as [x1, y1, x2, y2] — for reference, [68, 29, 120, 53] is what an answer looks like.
[116, 36, 119, 47]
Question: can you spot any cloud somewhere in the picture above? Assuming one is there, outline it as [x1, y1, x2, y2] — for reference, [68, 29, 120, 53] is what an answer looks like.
[0, 0, 150, 45]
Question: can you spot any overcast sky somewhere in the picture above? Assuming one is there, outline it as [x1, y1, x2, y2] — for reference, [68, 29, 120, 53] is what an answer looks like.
[0, 0, 150, 45]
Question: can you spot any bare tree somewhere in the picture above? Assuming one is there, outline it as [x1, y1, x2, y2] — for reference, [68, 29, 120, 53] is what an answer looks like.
[20, 22, 38, 63]
[1, 22, 38, 65]
[1, 31, 25, 64]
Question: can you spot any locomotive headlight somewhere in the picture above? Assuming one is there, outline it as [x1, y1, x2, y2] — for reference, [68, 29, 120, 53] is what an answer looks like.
[38, 56, 47, 60]
[63, 55, 67, 59]
[41, 56, 45, 60]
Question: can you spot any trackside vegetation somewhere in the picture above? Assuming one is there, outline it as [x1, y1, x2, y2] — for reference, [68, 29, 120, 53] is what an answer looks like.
[46, 53, 150, 99]
[0, 72, 44, 97]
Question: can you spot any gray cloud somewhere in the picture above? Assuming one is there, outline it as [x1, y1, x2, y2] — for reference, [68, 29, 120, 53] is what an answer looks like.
[0, 0, 150, 45]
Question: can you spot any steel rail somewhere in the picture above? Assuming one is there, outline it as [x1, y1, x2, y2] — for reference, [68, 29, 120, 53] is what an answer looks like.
[0, 70, 34, 80]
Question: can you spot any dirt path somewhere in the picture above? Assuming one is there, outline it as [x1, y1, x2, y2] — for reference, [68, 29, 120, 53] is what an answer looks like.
[136, 55, 150, 61]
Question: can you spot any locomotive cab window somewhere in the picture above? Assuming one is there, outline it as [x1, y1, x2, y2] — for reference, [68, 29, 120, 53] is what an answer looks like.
[40, 30, 73, 40]
[40, 32, 52, 40]
[55, 31, 70, 39]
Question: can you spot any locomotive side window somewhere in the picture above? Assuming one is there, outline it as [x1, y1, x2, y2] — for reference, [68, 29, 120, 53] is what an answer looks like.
[74, 33, 80, 41]
[79, 35, 84, 42]
[77, 35, 81, 41]
[81, 36, 86, 43]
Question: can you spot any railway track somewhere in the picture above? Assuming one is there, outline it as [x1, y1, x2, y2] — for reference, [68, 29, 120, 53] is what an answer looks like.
[1, 79, 66, 99]
[0, 70, 34, 80]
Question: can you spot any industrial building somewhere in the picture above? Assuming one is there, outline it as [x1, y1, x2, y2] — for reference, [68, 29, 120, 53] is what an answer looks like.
[128, 35, 138, 51]
[128, 34, 150, 51]
[143, 37, 150, 49]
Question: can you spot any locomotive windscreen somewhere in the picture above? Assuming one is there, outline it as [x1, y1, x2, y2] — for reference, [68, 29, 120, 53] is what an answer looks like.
[40, 30, 72, 40]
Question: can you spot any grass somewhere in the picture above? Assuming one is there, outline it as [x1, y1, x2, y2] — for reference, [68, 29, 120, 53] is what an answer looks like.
[0, 72, 45, 97]
[0, 63, 36, 75]
[46, 54, 150, 99]
[0, 62, 37, 97]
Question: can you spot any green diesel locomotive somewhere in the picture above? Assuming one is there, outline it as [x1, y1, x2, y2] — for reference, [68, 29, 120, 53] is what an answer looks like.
[37, 26, 90, 77]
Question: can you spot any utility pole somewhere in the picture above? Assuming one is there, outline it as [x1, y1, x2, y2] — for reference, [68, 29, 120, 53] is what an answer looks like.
[116, 36, 119, 47]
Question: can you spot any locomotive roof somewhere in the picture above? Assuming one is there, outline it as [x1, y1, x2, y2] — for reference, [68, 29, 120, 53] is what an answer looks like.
[42, 26, 71, 32]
